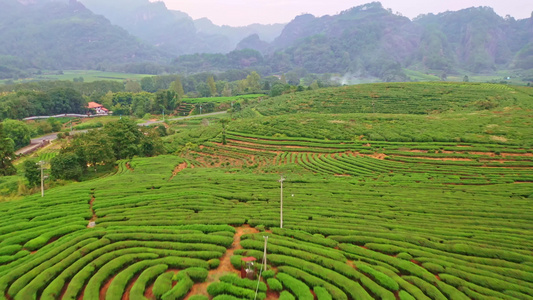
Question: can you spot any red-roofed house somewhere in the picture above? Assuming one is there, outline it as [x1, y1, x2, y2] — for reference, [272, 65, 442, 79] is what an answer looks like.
[87, 102, 109, 116]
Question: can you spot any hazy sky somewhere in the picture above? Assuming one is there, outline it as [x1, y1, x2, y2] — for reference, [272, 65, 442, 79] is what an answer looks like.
[157, 0, 533, 26]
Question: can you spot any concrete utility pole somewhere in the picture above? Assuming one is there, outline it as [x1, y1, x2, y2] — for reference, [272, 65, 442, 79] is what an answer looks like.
[37, 161, 45, 197]
[263, 236, 268, 271]
[279, 175, 285, 228]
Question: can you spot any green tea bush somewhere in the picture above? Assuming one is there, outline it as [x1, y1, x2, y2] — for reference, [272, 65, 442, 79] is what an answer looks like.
[208, 258, 220, 269]
[314, 286, 333, 300]
[153, 272, 174, 299]
[279, 291, 296, 300]
[262, 270, 276, 279]
[207, 282, 266, 300]
[129, 264, 168, 300]
[277, 266, 347, 300]
[212, 295, 247, 300]
[267, 278, 283, 291]
[83, 253, 159, 300]
[162, 273, 193, 300]
[276, 273, 313, 300]
[399, 290, 416, 300]
[355, 263, 399, 291]
[188, 296, 209, 300]
[181, 267, 208, 283]
[220, 274, 267, 292]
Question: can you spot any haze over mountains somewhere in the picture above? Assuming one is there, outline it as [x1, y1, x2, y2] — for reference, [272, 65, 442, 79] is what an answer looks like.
[0, 0, 532, 81]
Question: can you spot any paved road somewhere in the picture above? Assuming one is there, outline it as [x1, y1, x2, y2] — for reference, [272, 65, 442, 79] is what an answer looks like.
[138, 111, 227, 126]
[15, 130, 88, 156]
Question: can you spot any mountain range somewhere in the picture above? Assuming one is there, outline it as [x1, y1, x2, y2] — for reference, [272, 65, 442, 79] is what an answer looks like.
[0, 0, 532, 81]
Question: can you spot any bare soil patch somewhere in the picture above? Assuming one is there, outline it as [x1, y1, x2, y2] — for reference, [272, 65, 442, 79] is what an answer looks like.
[122, 274, 140, 300]
[169, 162, 188, 181]
[184, 225, 259, 299]
[100, 274, 117, 300]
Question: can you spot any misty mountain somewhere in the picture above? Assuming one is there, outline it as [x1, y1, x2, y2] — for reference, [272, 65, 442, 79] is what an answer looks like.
[0, 0, 170, 78]
[0, 1, 531, 81]
[78, 0, 285, 55]
[238, 2, 532, 78]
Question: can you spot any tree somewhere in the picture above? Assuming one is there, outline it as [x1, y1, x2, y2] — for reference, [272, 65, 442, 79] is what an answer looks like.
[51, 153, 83, 181]
[222, 84, 232, 97]
[0, 123, 16, 176]
[125, 80, 142, 93]
[79, 133, 115, 171]
[48, 88, 85, 114]
[220, 118, 230, 145]
[152, 90, 178, 114]
[2, 119, 31, 149]
[139, 127, 165, 157]
[23, 159, 40, 187]
[170, 77, 185, 98]
[245, 71, 261, 92]
[207, 76, 217, 97]
[104, 118, 143, 159]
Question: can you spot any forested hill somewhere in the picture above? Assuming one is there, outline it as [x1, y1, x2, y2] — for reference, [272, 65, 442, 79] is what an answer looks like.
[78, 0, 285, 55]
[170, 3, 533, 80]
[247, 3, 533, 78]
[0, 0, 170, 78]
[0, 1, 532, 81]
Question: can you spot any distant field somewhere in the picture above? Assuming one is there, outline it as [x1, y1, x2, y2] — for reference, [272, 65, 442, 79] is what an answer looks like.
[403, 69, 442, 81]
[0, 70, 151, 84]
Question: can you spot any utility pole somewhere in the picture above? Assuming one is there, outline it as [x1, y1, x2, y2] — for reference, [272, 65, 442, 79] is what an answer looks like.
[263, 236, 268, 271]
[37, 161, 45, 197]
[279, 175, 285, 228]
[200, 105, 202, 115]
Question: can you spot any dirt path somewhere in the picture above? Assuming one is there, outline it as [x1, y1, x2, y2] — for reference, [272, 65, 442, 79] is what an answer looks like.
[122, 274, 140, 300]
[184, 225, 259, 299]
[100, 275, 117, 300]
[87, 195, 97, 228]
[169, 162, 188, 181]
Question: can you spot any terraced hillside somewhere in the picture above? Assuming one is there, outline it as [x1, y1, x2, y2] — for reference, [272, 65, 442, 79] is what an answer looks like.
[0, 82, 532, 300]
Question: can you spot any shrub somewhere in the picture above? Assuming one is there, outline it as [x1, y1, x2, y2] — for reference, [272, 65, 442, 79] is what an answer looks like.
[267, 278, 283, 292]
[182, 267, 208, 283]
[207, 282, 266, 300]
[129, 264, 168, 300]
[208, 258, 221, 269]
[276, 273, 313, 300]
[153, 272, 174, 299]
[262, 270, 276, 279]
[188, 296, 209, 300]
[279, 291, 296, 300]
[212, 296, 247, 300]
[356, 263, 399, 291]
[277, 266, 347, 300]
[220, 274, 267, 292]
[162, 274, 193, 300]
[399, 291, 416, 300]
[314, 286, 332, 300]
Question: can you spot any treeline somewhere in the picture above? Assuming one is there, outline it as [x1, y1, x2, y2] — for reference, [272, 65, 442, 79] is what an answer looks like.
[0, 70, 337, 120]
